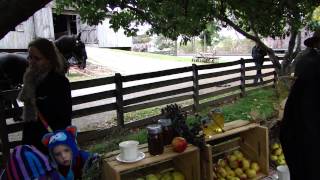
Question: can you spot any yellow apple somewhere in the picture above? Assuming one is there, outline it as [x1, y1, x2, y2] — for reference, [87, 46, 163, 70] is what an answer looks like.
[270, 155, 278, 161]
[226, 169, 235, 177]
[274, 148, 282, 156]
[217, 167, 228, 177]
[171, 171, 185, 180]
[227, 155, 237, 162]
[241, 159, 250, 170]
[234, 168, 243, 176]
[245, 169, 257, 178]
[218, 159, 227, 168]
[239, 173, 247, 179]
[271, 143, 280, 150]
[229, 160, 239, 169]
[251, 162, 260, 172]
[278, 154, 285, 160]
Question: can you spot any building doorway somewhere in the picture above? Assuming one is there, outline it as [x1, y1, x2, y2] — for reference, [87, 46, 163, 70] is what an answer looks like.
[53, 13, 77, 39]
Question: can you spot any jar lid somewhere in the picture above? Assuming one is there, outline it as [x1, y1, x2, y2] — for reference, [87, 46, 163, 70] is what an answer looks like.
[158, 118, 172, 127]
[211, 108, 223, 113]
[146, 124, 162, 134]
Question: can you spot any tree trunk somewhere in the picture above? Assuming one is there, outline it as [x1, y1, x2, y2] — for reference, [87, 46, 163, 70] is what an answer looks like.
[281, 30, 298, 75]
[0, 0, 52, 39]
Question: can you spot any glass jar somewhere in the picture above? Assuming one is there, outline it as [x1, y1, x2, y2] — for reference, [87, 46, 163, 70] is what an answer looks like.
[208, 108, 225, 133]
[146, 124, 164, 155]
[158, 118, 174, 145]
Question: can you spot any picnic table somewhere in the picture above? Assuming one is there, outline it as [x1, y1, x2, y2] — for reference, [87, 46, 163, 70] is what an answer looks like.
[192, 52, 218, 63]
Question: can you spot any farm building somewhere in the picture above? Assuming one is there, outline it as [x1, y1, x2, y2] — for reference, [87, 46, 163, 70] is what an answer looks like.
[0, 2, 132, 49]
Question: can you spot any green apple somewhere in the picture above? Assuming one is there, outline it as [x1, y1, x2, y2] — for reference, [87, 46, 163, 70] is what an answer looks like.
[226, 169, 235, 177]
[239, 173, 247, 179]
[278, 154, 285, 160]
[233, 150, 244, 160]
[136, 178, 145, 180]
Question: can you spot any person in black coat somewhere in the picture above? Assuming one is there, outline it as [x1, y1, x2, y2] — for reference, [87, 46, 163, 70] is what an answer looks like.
[18, 38, 72, 154]
[251, 43, 267, 84]
[280, 30, 320, 180]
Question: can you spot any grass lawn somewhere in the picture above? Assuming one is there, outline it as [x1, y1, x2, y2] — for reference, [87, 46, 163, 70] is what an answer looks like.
[83, 87, 278, 154]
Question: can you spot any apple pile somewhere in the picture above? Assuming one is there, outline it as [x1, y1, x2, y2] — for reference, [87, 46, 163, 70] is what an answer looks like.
[270, 143, 286, 166]
[213, 150, 260, 180]
[135, 170, 185, 180]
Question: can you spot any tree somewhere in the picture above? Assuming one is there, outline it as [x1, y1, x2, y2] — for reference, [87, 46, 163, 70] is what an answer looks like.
[1, 0, 319, 74]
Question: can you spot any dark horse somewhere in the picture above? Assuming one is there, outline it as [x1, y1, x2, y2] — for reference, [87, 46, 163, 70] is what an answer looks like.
[0, 33, 87, 120]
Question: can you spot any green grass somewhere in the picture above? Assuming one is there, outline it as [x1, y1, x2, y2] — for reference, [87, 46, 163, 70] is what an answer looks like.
[82, 87, 278, 154]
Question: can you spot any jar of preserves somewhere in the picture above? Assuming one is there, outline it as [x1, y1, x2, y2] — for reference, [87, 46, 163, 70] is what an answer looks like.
[208, 108, 225, 133]
[146, 124, 164, 155]
[158, 118, 174, 145]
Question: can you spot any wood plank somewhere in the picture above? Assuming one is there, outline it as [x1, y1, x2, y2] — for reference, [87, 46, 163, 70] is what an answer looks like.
[72, 90, 116, 105]
[123, 76, 192, 95]
[7, 122, 24, 133]
[123, 66, 192, 82]
[4, 107, 22, 119]
[200, 145, 213, 180]
[70, 76, 115, 90]
[9, 140, 23, 148]
[123, 94, 193, 113]
[205, 123, 259, 142]
[246, 79, 274, 88]
[197, 60, 241, 70]
[0, 89, 20, 101]
[245, 64, 275, 71]
[72, 103, 117, 118]
[104, 145, 198, 173]
[198, 68, 241, 80]
[240, 126, 269, 175]
[244, 71, 275, 80]
[192, 64, 200, 112]
[199, 77, 241, 90]
[0, 49, 28, 53]
[77, 125, 119, 144]
[123, 86, 193, 106]
[199, 86, 240, 100]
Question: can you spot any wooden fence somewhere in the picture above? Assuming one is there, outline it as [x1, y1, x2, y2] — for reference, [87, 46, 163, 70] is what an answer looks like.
[0, 58, 278, 167]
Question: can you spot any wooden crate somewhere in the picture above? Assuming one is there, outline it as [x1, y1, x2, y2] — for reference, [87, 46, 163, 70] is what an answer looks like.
[103, 144, 200, 180]
[201, 120, 269, 180]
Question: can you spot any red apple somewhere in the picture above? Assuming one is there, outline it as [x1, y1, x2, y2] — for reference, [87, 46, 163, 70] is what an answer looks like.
[171, 137, 187, 153]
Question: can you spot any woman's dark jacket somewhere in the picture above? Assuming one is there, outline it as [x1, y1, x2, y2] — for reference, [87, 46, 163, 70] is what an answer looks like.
[22, 71, 72, 154]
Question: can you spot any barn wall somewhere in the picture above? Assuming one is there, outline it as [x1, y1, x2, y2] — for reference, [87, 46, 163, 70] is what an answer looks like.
[97, 19, 132, 48]
[0, 4, 54, 49]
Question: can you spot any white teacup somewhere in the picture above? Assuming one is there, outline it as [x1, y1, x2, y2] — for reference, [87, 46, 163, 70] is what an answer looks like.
[119, 140, 139, 161]
[277, 165, 290, 180]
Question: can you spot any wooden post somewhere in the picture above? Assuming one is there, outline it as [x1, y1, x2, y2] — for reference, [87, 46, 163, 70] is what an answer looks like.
[115, 73, 124, 127]
[240, 58, 246, 97]
[192, 64, 199, 112]
[273, 70, 278, 88]
[0, 98, 9, 168]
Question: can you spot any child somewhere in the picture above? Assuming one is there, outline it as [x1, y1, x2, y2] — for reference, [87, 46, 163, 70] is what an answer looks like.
[42, 126, 101, 180]
[2, 145, 57, 180]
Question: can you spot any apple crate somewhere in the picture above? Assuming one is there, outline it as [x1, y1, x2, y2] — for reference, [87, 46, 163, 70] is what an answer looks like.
[200, 121, 269, 180]
[103, 144, 200, 180]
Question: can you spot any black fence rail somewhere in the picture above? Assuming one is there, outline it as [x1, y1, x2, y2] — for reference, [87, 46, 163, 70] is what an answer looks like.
[0, 58, 278, 167]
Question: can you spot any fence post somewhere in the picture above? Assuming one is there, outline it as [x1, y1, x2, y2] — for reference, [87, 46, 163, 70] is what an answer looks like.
[115, 73, 124, 127]
[0, 98, 9, 168]
[273, 70, 278, 88]
[192, 64, 199, 112]
[240, 58, 246, 97]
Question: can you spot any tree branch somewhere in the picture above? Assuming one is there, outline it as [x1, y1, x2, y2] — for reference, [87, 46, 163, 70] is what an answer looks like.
[215, 14, 281, 70]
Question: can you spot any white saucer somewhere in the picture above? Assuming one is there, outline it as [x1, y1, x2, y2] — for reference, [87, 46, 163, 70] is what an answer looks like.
[116, 151, 145, 163]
